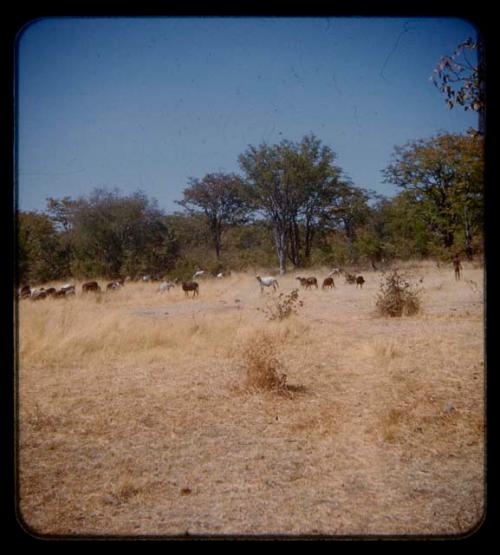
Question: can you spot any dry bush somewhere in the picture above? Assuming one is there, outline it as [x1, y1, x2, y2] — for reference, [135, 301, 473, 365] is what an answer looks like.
[262, 289, 303, 321]
[375, 270, 422, 317]
[236, 331, 289, 395]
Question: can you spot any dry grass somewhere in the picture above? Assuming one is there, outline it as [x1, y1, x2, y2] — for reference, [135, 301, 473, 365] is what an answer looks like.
[17, 263, 485, 537]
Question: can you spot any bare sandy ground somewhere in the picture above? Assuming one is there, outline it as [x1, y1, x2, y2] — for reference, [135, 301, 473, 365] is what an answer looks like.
[17, 262, 485, 538]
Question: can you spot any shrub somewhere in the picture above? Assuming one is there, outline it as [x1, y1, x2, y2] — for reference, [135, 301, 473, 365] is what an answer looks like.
[238, 331, 289, 395]
[375, 270, 422, 317]
[262, 289, 303, 321]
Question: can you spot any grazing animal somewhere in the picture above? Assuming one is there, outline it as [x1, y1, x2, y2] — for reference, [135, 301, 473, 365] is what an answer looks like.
[216, 272, 224, 279]
[304, 277, 318, 289]
[54, 289, 68, 298]
[31, 290, 47, 301]
[182, 281, 199, 297]
[19, 285, 31, 299]
[295, 276, 318, 289]
[157, 281, 175, 293]
[322, 277, 335, 290]
[193, 270, 205, 280]
[82, 281, 100, 293]
[356, 275, 365, 289]
[106, 281, 122, 291]
[45, 287, 57, 297]
[60, 283, 76, 294]
[256, 275, 279, 293]
[328, 268, 343, 277]
[142, 275, 152, 282]
[296, 277, 307, 288]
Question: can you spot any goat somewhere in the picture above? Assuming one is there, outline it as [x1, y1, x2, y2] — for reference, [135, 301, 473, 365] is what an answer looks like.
[45, 287, 57, 297]
[60, 283, 75, 293]
[19, 285, 31, 299]
[82, 281, 101, 293]
[31, 290, 47, 301]
[322, 277, 335, 290]
[256, 275, 279, 293]
[182, 281, 199, 297]
[216, 272, 224, 279]
[296, 276, 318, 289]
[193, 270, 205, 280]
[106, 281, 122, 291]
[54, 289, 69, 298]
[157, 281, 175, 293]
[328, 268, 343, 277]
[356, 275, 365, 289]
[305, 277, 318, 289]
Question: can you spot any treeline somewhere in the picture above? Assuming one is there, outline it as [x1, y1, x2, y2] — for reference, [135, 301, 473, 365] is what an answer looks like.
[17, 132, 484, 285]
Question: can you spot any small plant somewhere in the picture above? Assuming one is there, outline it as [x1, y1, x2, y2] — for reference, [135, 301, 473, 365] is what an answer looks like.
[263, 288, 303, 321]
[237, 331, 290, 396]
[375, 270, 422, 317]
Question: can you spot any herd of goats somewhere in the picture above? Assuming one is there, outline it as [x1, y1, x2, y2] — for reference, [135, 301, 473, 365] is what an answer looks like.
[17, 267, 366, 301]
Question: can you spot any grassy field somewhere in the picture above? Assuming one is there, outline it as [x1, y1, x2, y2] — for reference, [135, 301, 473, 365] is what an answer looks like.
[16, 261, 485, 537]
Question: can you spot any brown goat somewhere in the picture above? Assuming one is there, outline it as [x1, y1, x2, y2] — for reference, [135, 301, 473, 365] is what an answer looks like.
[356, 275, 365, 288]
[322, 277, 335, 290]
[305, 277, 318, 289]
[182, 281, 199, 297]
[19, 285, 31, 299]
[82, 281, 101, 293]
[296, 276, 318, 289]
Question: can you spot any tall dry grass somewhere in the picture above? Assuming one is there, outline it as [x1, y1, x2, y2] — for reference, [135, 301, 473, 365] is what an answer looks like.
[16, 264, 485, 537]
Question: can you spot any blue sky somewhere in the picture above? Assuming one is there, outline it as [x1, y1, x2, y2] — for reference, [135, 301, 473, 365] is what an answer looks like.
[16, 16, 479, 213]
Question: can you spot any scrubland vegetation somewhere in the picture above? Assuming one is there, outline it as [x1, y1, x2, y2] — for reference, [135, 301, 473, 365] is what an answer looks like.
[17, 261, 485, 537]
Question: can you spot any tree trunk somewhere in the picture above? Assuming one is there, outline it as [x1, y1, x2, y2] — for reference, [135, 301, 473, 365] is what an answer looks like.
[288, 219, 301, 267]
[442, 229, 454, 250]
[304, 218, 314, 262]
[273, 223, 287, 275]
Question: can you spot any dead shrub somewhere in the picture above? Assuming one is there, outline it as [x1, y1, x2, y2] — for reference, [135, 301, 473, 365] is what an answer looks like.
[375, 271, 422, 317]
[262, 289, 303, 321]
[237, 331, 289, 395]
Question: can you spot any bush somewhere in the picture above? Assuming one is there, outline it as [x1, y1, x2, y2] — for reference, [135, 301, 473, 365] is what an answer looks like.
[262, 289, 303, 321]
[239, 331, 289, 394]
[375, 270, 422, 317]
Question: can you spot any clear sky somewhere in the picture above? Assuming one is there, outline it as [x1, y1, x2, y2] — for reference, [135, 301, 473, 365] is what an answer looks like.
[16, 16, 479, 213]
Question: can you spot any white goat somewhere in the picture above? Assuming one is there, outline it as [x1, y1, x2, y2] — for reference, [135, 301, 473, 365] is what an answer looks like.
[216, 272, 224, 279]
[256, 275, 279, 293]
[157, 281, 175, 293]
[328, 268, 343, 277]
[193, 270, 205, 280]
[60, 283, 76, 293]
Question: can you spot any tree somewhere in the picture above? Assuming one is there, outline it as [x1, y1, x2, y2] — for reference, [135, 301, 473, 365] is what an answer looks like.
[382, 132, 484, 257]
[17, 211, 65, 284]
[322, 181, 373, 261]
[239, 134, 342, 273]
[432, 36, 486, 135]
[176, 172, 250, 261]
[69, 188, 178, 278]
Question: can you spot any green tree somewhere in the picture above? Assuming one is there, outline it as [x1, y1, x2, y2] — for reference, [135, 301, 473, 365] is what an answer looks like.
[382, 132, 484, 257]
[239, 134, 342, 273]
[176, 172, 250, 260]
[69, 188, 178, 278]
[17, 211, 65, 284]
[322, 181, 373, 262]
